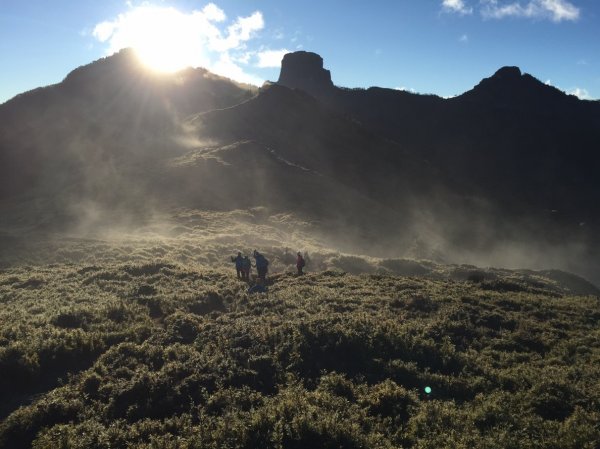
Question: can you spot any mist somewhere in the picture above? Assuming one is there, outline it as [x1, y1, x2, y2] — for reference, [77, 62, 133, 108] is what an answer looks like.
[1, 48, 599, 293]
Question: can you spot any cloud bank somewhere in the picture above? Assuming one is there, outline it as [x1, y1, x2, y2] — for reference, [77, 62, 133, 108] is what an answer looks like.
[442, 0, 580, 22]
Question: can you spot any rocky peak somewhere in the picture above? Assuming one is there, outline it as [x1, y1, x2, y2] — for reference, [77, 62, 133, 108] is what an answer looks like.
[491, 66, 522, 81]
[475, 66, 528, 94]
[459, 65, 573, 108]
[277, 51, 334, 95]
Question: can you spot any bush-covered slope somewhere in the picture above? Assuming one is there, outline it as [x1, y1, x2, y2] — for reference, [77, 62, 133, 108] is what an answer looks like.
[1, 236, 599, 448]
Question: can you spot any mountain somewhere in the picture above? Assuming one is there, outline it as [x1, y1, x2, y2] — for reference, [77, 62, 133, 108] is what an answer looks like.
[2, 50, 600, 449]
[275, 52, 600, 280]
[277, 51, 600, 219]
[0, 49, 599, 284]
[0, 49, 256, 205]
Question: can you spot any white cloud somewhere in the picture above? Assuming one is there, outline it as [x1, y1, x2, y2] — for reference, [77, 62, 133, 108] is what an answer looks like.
[92, 3, 268, 84]
[568, 87, 591, 99]
[539, 0, 580, 21]
[459, 33, 469, 42]
[201, 3, 226, 22]
[442, 0, 473, 14]
[212, 53, 264, 85]
[256, 49, 290, 68]
[212, 11, 264, 52]
[93, 21, 116, 42]
[443, 0, 581, 21]
[480, 0, 580, 22]
[234, 51, 254, 65]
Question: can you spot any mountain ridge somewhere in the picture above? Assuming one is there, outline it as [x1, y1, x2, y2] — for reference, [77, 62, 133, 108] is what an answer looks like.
[275, 51, 600, 217]
[1, 49, 599, 284]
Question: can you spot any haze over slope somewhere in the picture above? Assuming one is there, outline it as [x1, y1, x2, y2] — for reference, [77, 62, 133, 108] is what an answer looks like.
[0, 49, 598, 284]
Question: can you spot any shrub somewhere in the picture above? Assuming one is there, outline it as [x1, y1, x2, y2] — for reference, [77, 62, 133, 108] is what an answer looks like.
[405, 294, 438, 312]
[187, 291, 225, 315]
[51, 310, 93, 329]
[361, 380, 417, 423]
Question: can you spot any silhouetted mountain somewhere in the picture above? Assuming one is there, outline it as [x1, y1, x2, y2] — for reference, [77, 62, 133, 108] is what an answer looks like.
[459, 66, 579, 110]
[277, 52, 600, 219]
[0, 49, 256, 204]
[0, 49, 599, 283]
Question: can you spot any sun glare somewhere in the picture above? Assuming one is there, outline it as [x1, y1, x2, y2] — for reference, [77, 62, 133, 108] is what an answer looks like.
[120, 7, 208, 73]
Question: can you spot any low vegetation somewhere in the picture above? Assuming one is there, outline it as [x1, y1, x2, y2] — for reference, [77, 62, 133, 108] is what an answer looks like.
[0, 213, 599, 448]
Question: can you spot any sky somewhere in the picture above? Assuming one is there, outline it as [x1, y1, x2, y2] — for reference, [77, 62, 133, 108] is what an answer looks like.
[1, 0, 599, 104]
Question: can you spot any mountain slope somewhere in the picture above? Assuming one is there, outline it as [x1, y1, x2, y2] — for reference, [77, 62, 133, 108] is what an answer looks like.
[186, 83, 438, 201]
[0, 49, 256, 203]
[277, 52, 600, 220]
[0, 49, 599, 283]
[275, 51, 600, 283]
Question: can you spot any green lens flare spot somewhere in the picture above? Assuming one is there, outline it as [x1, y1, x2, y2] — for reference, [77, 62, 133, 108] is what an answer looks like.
[424, 386, 432, 394]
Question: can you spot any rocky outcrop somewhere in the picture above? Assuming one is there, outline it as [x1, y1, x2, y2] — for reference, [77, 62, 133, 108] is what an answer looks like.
[277, 51, 334, 96]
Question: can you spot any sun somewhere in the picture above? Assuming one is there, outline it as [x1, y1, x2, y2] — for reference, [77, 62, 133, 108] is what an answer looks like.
[118, 6, 208, 73]
[134, 39, 193, 73]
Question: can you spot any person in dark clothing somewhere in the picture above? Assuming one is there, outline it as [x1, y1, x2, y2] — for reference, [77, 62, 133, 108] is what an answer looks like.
[242, 255, 251, 281]
[296, 252, 306, 275]
[253, 250, 269, 283]
[231, 252, 243, 279]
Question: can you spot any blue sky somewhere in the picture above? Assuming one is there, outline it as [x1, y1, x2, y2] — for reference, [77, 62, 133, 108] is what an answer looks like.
[1, 0, 599, 104]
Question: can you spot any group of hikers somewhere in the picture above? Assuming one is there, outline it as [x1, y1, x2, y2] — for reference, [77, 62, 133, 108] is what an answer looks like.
[231, 250, 306, 283]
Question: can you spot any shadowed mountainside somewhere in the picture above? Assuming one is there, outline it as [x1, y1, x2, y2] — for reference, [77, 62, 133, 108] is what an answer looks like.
[277, 51, 600, 222]
[0, 49, 599, 283]
[276, 51, 600, 282]
[0, 49, 256, 206]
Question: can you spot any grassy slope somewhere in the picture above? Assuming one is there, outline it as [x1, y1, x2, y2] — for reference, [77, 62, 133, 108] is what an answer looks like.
[0, 212, 599, 449]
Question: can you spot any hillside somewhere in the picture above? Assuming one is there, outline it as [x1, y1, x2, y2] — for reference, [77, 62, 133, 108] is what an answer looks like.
[1, 49, 599, 448]
[0, 48, 256, 205]
[1, 224, 599, 448]
[1, 49, 599, 284]
[277, 51, 600, 223]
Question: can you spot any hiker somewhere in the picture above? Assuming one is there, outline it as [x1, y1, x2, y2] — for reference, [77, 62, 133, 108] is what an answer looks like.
[242, 255, 251, 281]
[296, 252, 306, 275]
[253, 250, 269, 283]
[231, 252, 243, 279]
